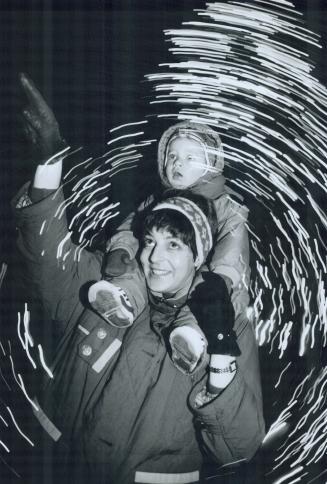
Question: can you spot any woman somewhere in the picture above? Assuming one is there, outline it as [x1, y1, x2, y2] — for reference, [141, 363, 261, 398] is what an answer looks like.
[13, 74, 265, 483]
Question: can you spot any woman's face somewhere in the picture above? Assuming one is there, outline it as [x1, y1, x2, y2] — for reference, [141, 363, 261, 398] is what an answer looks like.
[140, 227, 196, 296]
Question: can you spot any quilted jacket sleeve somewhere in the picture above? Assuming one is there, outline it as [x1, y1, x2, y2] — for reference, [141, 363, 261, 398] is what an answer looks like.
[12, 183, 102, 334]
[210, 194, 250, 287]
[190, 318, 265, 465]
[209, 194, 251, 316]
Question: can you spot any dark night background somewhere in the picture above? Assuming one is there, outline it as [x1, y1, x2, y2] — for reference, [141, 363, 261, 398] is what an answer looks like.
[0, 1, 326, 483]
[0, 0, 326, 235]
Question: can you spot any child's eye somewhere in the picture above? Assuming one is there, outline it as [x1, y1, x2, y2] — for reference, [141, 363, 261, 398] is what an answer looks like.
[187, 155, 193, 161]
[168, 153, 176, 161]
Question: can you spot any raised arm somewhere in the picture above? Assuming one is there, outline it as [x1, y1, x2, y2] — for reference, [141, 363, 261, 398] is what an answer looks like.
[13, 74, 101, 332]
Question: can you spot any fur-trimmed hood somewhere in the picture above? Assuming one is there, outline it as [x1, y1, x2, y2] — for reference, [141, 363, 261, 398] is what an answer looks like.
[157, 121, 226, 200]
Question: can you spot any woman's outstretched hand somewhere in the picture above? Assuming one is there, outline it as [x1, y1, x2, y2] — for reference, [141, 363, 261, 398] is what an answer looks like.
[19, 72, 67, 164]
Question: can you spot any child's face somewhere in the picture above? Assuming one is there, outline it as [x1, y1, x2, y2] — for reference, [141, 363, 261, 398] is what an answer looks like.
[140, 227, 196, 296]
[165, 136, 208, 188]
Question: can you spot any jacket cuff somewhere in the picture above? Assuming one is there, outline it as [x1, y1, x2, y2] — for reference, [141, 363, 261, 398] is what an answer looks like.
[29, 186, 56, 203]
[12, 182, 65, 221]
[190, 371, 246, 431]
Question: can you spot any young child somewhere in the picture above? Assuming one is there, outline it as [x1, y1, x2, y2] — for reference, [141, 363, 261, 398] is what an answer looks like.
[88, 121, 250, 374]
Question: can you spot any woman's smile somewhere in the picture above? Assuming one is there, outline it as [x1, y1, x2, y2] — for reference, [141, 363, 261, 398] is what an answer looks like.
[150, 266, 171, 276]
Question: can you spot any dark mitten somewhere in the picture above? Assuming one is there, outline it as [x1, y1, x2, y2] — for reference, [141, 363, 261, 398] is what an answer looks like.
[103, 249, 134, 278]
[19, 72, 67, 164]
[188, 272, 241, 356]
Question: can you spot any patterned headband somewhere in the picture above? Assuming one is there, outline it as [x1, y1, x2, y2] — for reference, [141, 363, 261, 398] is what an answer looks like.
[153, 196, 213, 268]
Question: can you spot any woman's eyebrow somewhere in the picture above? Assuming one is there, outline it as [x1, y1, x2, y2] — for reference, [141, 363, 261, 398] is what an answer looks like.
[164, 234, 182, 241]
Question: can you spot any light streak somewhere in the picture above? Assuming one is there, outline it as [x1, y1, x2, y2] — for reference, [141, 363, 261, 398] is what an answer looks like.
[57, 231, 72, 259]
[110, 152, 142, 169]
[288, 369, 314, 406]
[9, 356, 20, 386]
[17, 307, 37, 369]
[85, 182, 112, 202]
[55, 192, 80, 220]
[37, 345, 54, 379]
[274, 362, 292, 389]
[44, 145, 71, 165]
[39, 220, 47, 235]
[17, 374, 39, 412]
[278, 321, 292, 358]
[0, 367, 11, 390]
[84, 196, 109, 218]
[98, 211, 121, 229]
[307, 469, 327, 484]
[0, 262, 8, 288]
[78, 219, 97, 244]
[310, 315, 319, 350]
[6, 407, 34, 447]
[262, 421, 288, 446]
[109, 120, 148, 132]
[103, 149, 137, 166]
[0, 339, 6, 356]
[63, 151, 91, 180]
[107, 131, 145, 145]
[68, 206, 89, 229]
[313, 238, 327, 273]
[0, 440, 10, 453]
[17, 312, 25, 350]
[74, 238, 90, 263]
[109, 162, 139, 178]
[0, 414, 8, 427]
[286, 476, 307, 484]
[269, 330, 280, 355]
[0, 455, 21, 478]
[71, 170, 99, 192]
[23, 303, 34, 347]
[269, 244, 281, 268]
[23, 332, 37, 370]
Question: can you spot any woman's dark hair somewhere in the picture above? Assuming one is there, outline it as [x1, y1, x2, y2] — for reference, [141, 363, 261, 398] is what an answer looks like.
[141, 209, 197, 259]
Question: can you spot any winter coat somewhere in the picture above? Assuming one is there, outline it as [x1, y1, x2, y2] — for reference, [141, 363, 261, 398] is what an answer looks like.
[13, 184, 265, 484]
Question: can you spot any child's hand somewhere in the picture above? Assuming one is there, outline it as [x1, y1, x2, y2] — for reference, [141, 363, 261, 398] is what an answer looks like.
[103, 249, 134, 278]
[188, 272, 241, 356]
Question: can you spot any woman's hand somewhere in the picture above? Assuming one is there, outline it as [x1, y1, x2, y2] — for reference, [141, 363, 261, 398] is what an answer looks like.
[19, 72, 67, 164]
